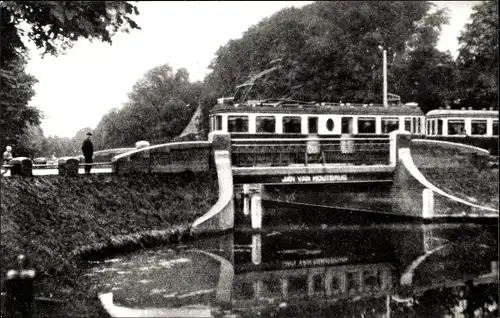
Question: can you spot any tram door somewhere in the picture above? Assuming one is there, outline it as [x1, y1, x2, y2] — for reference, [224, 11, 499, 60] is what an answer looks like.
[341, 117, 354, 134]
[307, 117, 320, 156]
[308, 117, 318, 134]
[341, 117, 354, 154]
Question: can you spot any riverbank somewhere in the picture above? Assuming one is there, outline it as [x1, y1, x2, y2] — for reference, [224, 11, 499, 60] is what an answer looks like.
[420, 167, 499, 210]
[0, 172, 217, 317]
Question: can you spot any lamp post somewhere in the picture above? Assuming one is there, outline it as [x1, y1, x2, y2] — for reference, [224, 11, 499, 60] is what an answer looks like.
[383, 49, 388, 107]
[378, 45, 388, 107]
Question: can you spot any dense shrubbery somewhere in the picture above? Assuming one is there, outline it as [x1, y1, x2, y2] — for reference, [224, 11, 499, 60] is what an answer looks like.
[0, 172, 217, 315]
[421, 167, 499, 209]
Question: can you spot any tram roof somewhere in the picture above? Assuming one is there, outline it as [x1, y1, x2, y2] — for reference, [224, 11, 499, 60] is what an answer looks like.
[426, 109, 498, 118]
[211, 102, 424, 116]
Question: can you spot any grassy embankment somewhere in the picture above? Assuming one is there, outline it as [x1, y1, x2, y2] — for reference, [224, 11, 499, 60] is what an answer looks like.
[411, 152, 499, 210]
[420, 166, 498, 209]
[0, 172, 217, 317]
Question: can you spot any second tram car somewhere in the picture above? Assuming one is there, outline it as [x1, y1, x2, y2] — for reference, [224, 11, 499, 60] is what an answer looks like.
[425, 108, 498, 154]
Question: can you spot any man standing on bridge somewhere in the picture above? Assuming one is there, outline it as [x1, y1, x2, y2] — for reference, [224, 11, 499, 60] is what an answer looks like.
[81, 132, 94, 174]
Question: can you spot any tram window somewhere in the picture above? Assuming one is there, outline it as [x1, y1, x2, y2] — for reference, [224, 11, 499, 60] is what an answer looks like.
[308, 117, 318, 134]
[493, 120, 498, 136]
[326, 118, 334, 131]
[313, 274, 325, 293]
[427, 120, 430, 135]
[263, 276, 281, 295]
[235, 281, 254, 300]
[215, 116, 222, 131]
[358, 117, 376, 134]
[330, 275, 341, 294]
[283, 116, 302, 133]
[437, 119, 443, 135]
[363, 270, 381, 291]
[404, 118, 412, 132]
[256, 116, 276, 133]
[381, 117, 399, 133]
[288, 275, 308, 295]
[471, 120, 487, 135]
[347, 271, 360, 293]
[341, 117, 354, 134]
[448, 120, 465, 135]
[228, 115, 249, 132]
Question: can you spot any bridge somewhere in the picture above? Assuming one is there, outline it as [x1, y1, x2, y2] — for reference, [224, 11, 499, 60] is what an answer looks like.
[3, 131, 497, 234]
[191, 131, 498, 233]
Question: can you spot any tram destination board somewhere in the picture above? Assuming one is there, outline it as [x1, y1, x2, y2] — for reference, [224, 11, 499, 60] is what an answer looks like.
[233, 172, 393, 185]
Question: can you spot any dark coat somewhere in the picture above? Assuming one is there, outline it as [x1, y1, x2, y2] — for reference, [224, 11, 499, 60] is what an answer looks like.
[81, 139, 94, 157]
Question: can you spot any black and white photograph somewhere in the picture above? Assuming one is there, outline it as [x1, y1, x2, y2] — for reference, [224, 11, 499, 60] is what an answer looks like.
[0, 1, 498, 317]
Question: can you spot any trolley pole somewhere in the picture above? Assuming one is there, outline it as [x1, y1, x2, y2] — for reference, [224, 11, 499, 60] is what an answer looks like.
[383, 49, 388, 107]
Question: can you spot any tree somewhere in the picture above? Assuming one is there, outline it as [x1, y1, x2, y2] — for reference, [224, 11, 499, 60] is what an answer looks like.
[0, 1, 140, 67]
[43, 135, 77, 157]
[0, 1, 140, 152]
[0, 55, 40, 152]
[93, 65, 203, 148]
[456, 1, 499, 109]
[16, 124, 47, 158]
[205, 1, 451, 110]
[392, 48, 458, 113]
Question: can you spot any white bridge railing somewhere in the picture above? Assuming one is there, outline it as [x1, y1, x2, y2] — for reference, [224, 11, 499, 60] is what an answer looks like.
[230, 137, 391, 167]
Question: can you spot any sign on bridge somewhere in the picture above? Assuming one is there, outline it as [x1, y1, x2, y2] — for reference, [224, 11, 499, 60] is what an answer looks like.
[233, 172, 393, 185]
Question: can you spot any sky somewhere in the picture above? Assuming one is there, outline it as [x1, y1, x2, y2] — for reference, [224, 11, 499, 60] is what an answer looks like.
[23, 1, 482, 138]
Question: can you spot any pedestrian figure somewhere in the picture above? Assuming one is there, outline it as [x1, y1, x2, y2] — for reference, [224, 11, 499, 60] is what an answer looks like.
[3, 146, 13, 164]
[81, 132, 94, 174]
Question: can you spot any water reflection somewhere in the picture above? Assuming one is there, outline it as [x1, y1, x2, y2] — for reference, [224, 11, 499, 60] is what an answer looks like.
[88, 223, 498, 317]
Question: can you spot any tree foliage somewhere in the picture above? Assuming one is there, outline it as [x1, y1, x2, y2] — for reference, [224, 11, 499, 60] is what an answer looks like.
[16, 124, 47, 157]
[93, 65, 204, 149]
[456, 0, 498, 109]
[0, 55, 40, 151]
[0, 1, 140, 66]
[205, 1, 451, 110]
[0, 1, 140, 154]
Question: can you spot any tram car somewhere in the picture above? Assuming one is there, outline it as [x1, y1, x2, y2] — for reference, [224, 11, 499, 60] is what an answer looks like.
[209, 97, 425, 139]
[425, 108, 498, 154]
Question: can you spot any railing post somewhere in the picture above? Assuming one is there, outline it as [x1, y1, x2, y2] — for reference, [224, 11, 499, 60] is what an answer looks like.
[58, 157, 78, 176]
[340, 134, 355, 154]
[135, 140, 150, 158]
[389, 131, 412, 166]
[10, 158, 33, 177]
[243, 184, 250, 216]
[66, 158, 79, 177]
[57, 158, 66, 176]
[422, 188, 434, 218]
[5, 255, 35, 318]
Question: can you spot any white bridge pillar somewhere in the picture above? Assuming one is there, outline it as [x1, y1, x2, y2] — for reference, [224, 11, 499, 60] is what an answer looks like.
[243, 184, 250, 216]
[251, 194, 262, 229]
[243, 184, 264, 229]
[251, 234, 262, 265]
[422, 188, 434, 219]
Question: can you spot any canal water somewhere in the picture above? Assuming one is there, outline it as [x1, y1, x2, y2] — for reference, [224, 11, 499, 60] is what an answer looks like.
[86, 222, 498, 317]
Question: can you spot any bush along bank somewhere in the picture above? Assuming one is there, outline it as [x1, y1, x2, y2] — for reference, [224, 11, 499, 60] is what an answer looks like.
[0, 172, 218, 316]
[419, 167, 499, 210]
